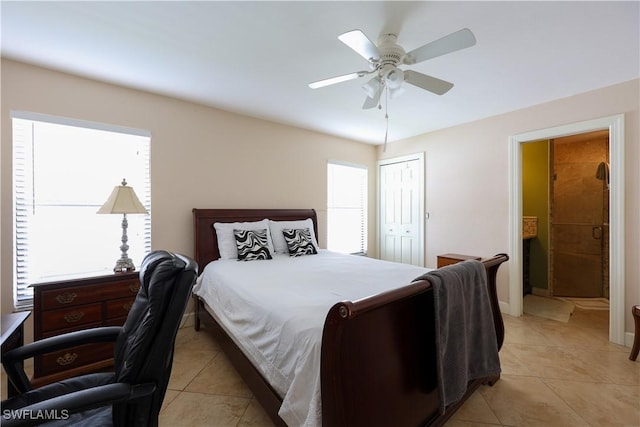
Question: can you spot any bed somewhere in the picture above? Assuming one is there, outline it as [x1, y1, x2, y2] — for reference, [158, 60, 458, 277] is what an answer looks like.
[192, 208, 508, 427]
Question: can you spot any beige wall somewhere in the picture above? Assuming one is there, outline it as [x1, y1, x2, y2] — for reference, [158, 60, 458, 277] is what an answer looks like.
[0, 59, 378, 320]
[378, 78, 639, 334]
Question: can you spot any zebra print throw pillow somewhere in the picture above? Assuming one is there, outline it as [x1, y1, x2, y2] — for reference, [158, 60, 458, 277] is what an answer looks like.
[282, 228, 318, 257]
[233, 229, 273, 261]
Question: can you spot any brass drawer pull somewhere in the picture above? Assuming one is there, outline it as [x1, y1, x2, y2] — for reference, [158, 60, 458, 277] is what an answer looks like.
[128, 283, 140, 293]
[63, 311, 85, 323]
[55, 292, 77, 304]
[123, 302, 133, 312]
[56, 352, 78, 366]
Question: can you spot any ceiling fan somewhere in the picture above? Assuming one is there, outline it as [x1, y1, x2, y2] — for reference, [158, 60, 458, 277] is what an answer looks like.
[309, 28, 476, 109]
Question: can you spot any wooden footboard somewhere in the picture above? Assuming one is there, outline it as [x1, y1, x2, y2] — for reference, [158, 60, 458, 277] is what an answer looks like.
[320, 253, 508, 427]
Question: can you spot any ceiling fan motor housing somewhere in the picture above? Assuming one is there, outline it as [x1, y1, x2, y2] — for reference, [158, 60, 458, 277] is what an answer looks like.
[376, 34, 406, 66]
[374, 33, 407, 87]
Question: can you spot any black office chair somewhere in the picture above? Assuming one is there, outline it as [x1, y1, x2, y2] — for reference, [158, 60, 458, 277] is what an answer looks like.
[1, 250, 198, 427]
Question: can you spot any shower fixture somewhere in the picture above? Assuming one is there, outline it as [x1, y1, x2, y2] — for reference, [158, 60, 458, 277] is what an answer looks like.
[596, 161, 610, 189]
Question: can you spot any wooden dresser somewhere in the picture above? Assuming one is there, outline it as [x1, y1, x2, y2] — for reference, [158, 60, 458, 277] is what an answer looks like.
[31, 271, 139, 387]
[437, 253, 482, 268]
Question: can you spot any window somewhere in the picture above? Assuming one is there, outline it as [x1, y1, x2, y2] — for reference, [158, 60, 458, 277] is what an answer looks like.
[327, 161, 368, 255]
[12, 111, 151, 309]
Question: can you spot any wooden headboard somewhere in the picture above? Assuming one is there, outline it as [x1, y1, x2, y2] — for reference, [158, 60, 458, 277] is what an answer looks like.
[192, 208, 318, 269]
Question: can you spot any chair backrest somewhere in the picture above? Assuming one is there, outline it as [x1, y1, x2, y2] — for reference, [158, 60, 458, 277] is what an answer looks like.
[112, 250, 198, 427]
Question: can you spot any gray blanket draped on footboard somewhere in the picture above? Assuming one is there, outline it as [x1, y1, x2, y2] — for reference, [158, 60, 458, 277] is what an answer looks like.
[413, 260, 501, 413]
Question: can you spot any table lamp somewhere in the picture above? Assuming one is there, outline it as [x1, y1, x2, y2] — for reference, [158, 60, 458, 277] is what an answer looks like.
[97, 179, 148, 272]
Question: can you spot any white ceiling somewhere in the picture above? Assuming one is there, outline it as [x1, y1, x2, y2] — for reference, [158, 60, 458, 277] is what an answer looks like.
[2, 1, 638, 145]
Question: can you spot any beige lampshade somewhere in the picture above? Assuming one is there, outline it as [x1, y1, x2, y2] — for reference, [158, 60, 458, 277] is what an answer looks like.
[97, 179, 148, 215]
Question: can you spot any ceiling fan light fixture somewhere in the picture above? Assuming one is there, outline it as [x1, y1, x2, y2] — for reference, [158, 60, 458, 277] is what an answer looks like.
[389, 85, 406, 99]
[385, 68, 404, 89]
[362, 77, 381, 98]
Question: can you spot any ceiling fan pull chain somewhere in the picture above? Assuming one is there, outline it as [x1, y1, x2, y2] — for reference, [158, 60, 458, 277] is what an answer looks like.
[383, 112, 388, 152]
[382, 85, 389, 153]
[383, 86, 389, 152]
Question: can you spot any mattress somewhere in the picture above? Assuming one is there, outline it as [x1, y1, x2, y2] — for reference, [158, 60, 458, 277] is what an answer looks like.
[192, 250, 430, 426]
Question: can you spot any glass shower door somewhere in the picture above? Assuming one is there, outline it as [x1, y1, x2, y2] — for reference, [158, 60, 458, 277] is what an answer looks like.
[550, 135, 608, 297]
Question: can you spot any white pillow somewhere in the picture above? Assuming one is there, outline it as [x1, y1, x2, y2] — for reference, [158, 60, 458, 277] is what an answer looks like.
[269, 218, 319, 254]
[214, 219, 275, 259]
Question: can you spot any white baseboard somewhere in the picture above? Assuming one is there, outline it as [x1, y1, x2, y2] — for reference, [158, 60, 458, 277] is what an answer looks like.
[624, 331, 635, 349]
[499, 300, 511, 315]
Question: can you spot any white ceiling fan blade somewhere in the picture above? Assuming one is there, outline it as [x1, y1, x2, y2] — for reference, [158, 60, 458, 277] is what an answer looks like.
[338, 29, 380, 63]
[362, 84, 383, 109]
[404, 70, 454, 95]
[403, 28, 476, 65]
[308, 71, 369, 89]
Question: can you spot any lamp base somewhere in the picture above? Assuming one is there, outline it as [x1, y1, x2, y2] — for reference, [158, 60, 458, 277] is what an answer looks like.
[113, 213, 136, 273]
[114, 257, 136, 273]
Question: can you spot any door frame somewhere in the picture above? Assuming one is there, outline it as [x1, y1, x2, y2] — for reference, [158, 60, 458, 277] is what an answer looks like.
[508, 114, 625, 345]
[377, 153, 425, 266]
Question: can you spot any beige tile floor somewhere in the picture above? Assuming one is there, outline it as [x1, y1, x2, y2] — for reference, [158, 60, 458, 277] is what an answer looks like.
[2, 307, 637, 426]
[160, 308, 640, 427]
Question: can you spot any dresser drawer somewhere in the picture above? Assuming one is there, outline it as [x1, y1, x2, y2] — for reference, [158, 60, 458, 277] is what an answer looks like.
[40, 284, 105, 310]
[106, 297, 135, 320]
[39, 343, 114, 377]
[41, 303, 103, 333]
[103, 279, 141, 300]
[32, 271, 139, 383]
[41, 321, 103, 339]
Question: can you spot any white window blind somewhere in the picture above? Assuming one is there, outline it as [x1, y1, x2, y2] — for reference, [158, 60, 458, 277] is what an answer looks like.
[327, 161, 368, 255]
[11, 112, 151, 309]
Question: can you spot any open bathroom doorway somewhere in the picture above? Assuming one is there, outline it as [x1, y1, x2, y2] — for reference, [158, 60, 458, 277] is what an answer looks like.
[510, 114, 625, 345]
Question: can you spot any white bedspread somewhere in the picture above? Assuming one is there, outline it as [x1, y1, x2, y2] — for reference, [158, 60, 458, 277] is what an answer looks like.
[192, 250, 430, 427]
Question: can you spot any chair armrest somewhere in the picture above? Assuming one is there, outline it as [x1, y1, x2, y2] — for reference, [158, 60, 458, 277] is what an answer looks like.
[3, 327, 122, 364]
[1, 382, 156, 427]
[2, 326, 121, 394]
